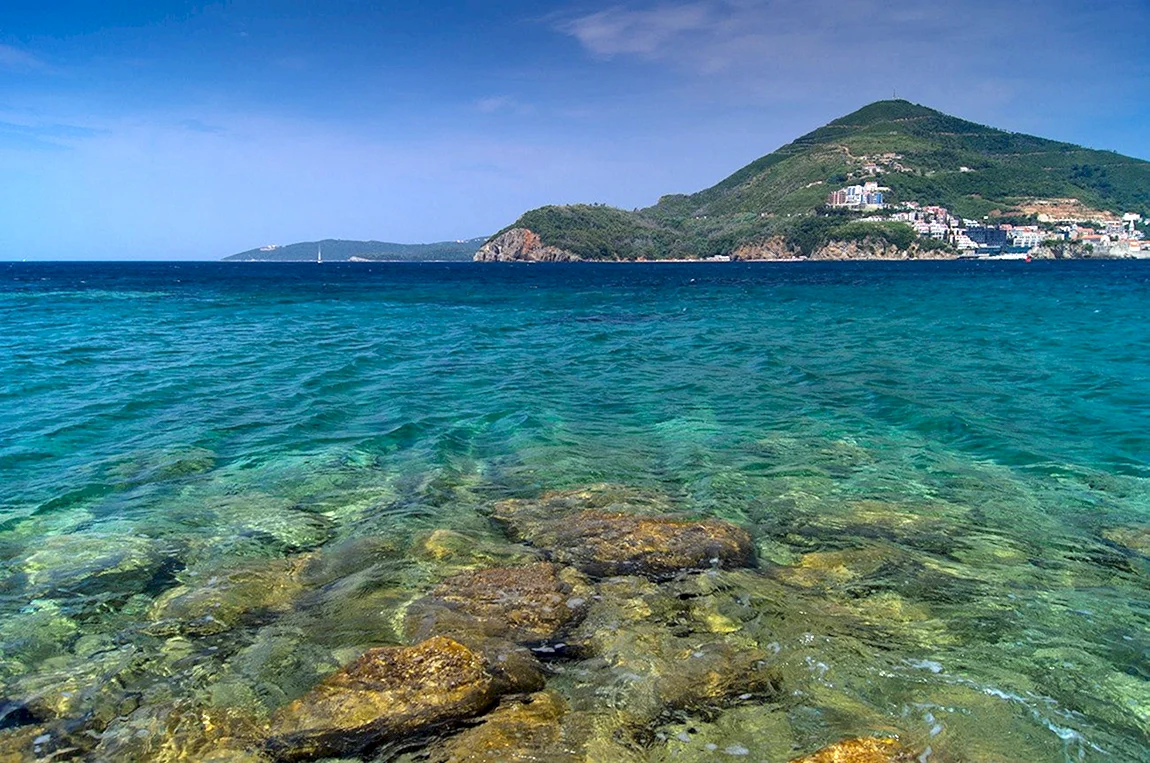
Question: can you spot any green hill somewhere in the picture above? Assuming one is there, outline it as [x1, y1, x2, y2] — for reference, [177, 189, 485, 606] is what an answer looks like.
[479, 100, 1150, 260]
[224, 238, 485, 262]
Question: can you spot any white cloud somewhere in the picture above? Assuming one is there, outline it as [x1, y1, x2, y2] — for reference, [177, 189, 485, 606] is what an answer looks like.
[0, 44, 46, 71]
[560, 2, 714, 58]
[555, 0, 1020, 74]
[549, 0, 1146, 111]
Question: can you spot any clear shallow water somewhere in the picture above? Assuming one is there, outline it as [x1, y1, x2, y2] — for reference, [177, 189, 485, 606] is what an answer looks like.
[0, 261, 1148, 761]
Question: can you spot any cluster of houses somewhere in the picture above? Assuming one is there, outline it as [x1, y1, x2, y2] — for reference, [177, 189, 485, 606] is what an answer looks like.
[826, 182, 889, 210]
[823, 186, 1147, 256]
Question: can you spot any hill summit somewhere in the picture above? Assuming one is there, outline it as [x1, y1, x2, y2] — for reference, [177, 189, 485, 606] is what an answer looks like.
[476, 100, 1150, 261]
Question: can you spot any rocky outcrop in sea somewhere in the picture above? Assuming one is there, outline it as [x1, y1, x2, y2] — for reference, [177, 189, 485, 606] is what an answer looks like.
[473, 228, 581, 262]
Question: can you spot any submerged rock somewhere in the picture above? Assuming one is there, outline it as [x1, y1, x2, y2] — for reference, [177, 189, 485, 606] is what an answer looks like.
[93, 701, 268, 763]
[16, 533, 168, 599]
[562, 574, 780, 725]
[493, 485, 676, 523]
[404, 562, 592, 646]
[0, 725, 47, 763]
[267, 636, 514, 761]
[1103, 525, 1150, 556]
[209, 626, 341, 715]
[493, 494, 754, 579]
[410, 529, 539, 568]
[149, 558, 307, 636]
[106, 445, 217, 487]
[429, 691, 573, 763]
[789, 737, 915, 762]
[652, 704, 796, 762]
[0, 600, 80, 676]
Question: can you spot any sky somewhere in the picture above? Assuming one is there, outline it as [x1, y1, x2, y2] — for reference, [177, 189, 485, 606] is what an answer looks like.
[1, 0, 1148, 260]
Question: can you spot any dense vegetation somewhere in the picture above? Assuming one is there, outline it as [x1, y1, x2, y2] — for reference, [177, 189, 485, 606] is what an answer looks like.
[224, 238, 484, 262]
[491, 100, 1150, 260]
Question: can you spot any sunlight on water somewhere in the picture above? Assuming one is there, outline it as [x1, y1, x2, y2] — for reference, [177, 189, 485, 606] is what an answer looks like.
[0, 261, 1147, 761]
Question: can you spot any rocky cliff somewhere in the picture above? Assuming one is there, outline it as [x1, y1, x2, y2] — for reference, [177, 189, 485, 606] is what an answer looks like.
[730, 237, 799, 261]
[473, 229, 581, 262]
[808, 238, 951, 261]
[732, 236, 952, 261]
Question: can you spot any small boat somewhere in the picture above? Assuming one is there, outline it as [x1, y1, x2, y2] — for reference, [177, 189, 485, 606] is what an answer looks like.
[317, 243, 322, 264]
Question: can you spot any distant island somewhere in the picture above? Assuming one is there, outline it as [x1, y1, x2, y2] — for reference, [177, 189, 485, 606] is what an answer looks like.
[475, 100, 1150, 262]
[223, 238, 485, 262]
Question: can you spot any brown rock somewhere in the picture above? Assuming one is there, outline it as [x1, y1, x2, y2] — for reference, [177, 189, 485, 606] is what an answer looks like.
[431, 691, 576, 763]
[790, 737, 916, 763]
[474, 229, 581, 262]
[405, 563, 592, 646]
[494, 506, 755, 579]
[267, 636, 503, 761]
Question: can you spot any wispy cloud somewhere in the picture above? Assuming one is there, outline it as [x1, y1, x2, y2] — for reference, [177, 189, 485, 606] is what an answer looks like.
[557, 1, 959, 67]
[0, 44, 47, 71]
[180, 118, 227, 135]
[0, 120, 103, 151]
[474, 95, 534, 116]
[550, 0, 1133, 107]
[559, 2, 714, 58]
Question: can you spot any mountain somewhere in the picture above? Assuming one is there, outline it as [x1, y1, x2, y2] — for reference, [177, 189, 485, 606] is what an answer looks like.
[476, 100, 1150, 261]
[224, 238, 486, 262]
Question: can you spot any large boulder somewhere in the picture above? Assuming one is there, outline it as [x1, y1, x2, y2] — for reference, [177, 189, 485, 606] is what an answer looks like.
[474, 229, 581, 262]
[493, 501, 754, 579]
[266, 636, 521, 761]
[404, 563, 592, 646]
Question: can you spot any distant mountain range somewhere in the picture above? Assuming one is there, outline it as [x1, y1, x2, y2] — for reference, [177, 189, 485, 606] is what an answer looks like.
[223, 238, 485, 262]
[475, 100, 1150, 261]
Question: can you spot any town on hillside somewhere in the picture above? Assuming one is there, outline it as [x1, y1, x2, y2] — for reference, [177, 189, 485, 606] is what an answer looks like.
[825, 175, 1146, 258]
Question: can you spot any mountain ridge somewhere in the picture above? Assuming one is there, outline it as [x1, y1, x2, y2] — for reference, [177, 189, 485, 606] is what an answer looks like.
[224, 238, 484, 262]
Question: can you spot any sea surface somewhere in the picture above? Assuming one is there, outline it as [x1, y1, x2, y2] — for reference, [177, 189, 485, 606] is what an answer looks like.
[0, 261, 1148, 761]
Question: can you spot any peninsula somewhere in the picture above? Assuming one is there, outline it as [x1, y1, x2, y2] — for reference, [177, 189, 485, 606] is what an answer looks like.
[475, 100, 1150, 262]
[225, 238, 484, 262]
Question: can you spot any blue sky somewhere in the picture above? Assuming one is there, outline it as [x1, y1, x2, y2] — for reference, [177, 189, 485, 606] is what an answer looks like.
[2, 0, 1148, 259]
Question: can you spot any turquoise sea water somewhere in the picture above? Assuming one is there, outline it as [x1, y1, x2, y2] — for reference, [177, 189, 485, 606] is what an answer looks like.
[0, 261, 1148, 761]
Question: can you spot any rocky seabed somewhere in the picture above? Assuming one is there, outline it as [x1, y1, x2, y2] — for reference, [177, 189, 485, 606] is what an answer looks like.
[1, 483, 1146, 762]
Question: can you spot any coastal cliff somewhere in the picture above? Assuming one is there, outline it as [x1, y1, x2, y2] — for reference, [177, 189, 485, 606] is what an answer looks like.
[731, 236, 951, 261]
[473, 229, 581, 262]
[809, 238, 952, 261]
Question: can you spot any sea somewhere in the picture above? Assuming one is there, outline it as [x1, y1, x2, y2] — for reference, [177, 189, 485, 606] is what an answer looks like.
[0, 260, 1147, 761]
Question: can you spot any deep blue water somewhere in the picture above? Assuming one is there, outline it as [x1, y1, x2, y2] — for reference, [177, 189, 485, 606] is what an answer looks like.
[1, 261, 1148, 761]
